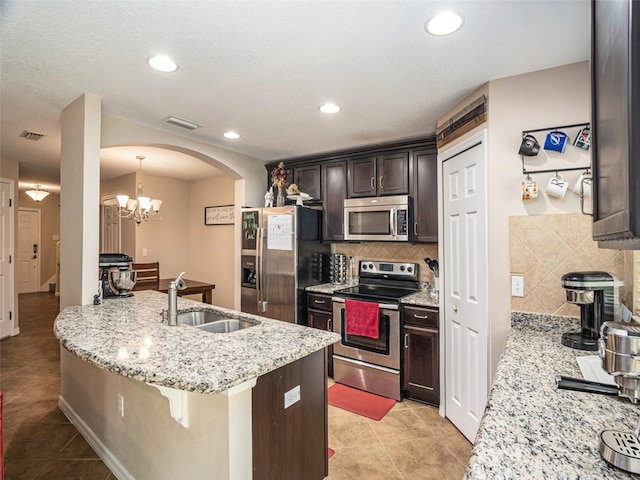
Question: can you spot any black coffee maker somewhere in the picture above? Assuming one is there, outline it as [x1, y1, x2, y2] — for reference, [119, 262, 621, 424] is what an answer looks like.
[560, 271, 619, 351]
[99, 253, 134, 298]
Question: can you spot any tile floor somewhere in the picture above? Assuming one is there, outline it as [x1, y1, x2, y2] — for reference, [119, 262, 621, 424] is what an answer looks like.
[1, 292, 471, 479]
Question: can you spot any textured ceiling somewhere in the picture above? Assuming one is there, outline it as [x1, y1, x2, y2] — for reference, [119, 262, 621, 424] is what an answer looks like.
[0, 0, 590, 191]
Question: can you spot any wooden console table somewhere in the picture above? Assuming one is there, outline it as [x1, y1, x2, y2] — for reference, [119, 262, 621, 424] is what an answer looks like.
[156, 278, 216, 304]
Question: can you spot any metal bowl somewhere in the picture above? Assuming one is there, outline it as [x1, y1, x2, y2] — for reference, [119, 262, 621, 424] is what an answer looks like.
[109, 269, 137, 294]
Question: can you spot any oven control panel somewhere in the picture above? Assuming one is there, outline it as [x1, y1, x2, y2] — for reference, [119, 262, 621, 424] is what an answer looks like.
[359, 260, 419, 279]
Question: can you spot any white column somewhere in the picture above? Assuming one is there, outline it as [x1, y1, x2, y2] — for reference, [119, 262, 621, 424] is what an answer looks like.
[59, 93, 101, 309]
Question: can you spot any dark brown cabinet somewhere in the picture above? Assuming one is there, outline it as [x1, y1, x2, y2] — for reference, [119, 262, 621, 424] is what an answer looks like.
[252, 349, 328, 480]
[412, 148, 438, 243]
[307, 292, 334, 376]
[402, 305, 439, 406]
[348, 152, 410, 198]
[322, 160, 348, 242]
[265, 136, 436, 243]
[294, 164, 322, 202]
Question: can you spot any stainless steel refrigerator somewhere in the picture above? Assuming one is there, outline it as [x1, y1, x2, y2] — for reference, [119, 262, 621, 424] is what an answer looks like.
[241, 205, 329, 324]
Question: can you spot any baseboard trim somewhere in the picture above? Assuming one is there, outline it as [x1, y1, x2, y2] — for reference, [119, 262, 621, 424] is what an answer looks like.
[58, 396, 135, 480]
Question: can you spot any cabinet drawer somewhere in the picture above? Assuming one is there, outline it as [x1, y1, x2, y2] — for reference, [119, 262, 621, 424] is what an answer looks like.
[403, 306, 438, 329]
[307, 293, 332, 312]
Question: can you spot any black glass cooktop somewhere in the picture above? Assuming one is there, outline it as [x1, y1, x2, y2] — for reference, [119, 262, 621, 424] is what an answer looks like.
[334, 284, 417, 303]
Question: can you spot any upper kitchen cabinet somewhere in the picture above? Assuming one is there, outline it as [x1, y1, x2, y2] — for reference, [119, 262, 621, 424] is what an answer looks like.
[591, 0, 640, 249]
[293, 164, 322, 202]
[412, 148, 438, 243]
[322, 160, 348, 242]
[347, 152, 410, 198]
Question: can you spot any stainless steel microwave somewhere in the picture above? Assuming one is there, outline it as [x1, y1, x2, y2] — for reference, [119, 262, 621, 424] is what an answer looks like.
[343, 195, 411, 242]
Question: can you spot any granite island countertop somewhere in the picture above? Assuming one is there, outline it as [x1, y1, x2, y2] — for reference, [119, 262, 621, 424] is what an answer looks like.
[465, 312, 640, 480]
[54, 290, 340, 395]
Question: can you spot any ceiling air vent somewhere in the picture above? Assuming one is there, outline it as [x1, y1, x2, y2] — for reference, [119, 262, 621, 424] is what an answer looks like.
[19, 130, 45, 141]
[164, 115, 201, 130]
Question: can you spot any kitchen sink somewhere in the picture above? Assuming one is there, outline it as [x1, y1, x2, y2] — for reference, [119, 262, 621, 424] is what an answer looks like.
[175, 310, 227, 326]
[173, 309, 259, 333]
[195, 318, 258, 333]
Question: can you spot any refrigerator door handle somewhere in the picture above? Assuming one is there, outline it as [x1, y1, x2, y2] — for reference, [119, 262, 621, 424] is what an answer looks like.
[256, 226, 264, 312]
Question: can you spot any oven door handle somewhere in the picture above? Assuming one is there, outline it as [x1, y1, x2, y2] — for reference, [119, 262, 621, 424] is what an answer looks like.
[331, 297, 399, 311]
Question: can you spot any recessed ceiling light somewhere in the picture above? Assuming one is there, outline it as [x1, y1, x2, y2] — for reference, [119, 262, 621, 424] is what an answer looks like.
[224, 131, 240, 139]
[425, 11, 463, 36]
[319, 103, 341, 114]
[148, 55, 178, 73]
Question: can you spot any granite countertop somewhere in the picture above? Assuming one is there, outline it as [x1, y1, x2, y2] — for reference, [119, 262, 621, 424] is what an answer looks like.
[306, 282, 440, 308]
[306, 282, 355, 295]
[465, 312, 640, 480]
[54, 290, 339, 395]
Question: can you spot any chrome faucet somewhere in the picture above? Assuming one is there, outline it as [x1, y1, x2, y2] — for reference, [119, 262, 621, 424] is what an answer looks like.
[166, 272, 187, 326]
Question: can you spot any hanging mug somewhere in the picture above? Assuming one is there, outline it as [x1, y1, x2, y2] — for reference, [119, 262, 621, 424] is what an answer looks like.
[521, 175, 538, 200]
[573, 127, 591, 150]
[518, 134, 540, 156]
[544, 130, 569, 153]
[546, 173, 569, 199]
[573, 171, 592, 197]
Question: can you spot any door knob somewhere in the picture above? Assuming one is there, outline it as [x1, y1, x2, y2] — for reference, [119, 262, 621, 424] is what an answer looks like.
[453, 305, 458, 312]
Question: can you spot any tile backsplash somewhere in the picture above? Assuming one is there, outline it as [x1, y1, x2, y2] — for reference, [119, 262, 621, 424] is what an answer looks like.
[510, 213, 634, 316]
[332, 242, 439, 284]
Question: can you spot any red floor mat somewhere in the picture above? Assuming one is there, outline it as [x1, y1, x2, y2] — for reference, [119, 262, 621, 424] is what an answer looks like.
[328, 384, 396, 421]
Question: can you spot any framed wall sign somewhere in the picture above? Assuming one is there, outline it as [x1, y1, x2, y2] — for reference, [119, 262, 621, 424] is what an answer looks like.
[204, 205, 235, 225]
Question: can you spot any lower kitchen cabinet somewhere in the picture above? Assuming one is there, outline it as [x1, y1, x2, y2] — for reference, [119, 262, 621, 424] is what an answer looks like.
[402, 305, 439, 406]
[307, 292, 334, 377]
[252, 349, 328, 480]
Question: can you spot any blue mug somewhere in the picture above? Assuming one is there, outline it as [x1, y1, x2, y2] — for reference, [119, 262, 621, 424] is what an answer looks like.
[544, 131, 568, 153]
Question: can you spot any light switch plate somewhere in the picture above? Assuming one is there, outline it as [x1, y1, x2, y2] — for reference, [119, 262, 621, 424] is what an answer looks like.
[511, 276, 524, 297]
[142, 248, 148, 257]
[284, 385, 300, 409]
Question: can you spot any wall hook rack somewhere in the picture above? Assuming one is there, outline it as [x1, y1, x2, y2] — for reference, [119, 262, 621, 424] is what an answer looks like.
[520, 122, 591, 175]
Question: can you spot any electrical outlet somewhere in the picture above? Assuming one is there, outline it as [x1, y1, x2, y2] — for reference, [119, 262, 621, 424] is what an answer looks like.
[284, 385, 300, 409]
[511, 276, 524, 297]
[117, 394, 124, 417]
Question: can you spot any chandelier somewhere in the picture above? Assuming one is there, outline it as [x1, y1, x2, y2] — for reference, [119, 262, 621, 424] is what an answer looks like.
[116, 155, 162, 226]
[25, 185, 50, 202]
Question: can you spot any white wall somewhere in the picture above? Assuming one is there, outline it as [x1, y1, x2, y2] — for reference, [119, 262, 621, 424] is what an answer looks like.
[438, 61, 592, 381]
[188, 176, 235, 309]
[133, 173, 191, 278]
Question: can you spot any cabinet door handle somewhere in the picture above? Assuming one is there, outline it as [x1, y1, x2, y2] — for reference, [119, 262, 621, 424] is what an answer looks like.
[379, 176, 384, 190]
[414, 314, 429, 320]
[404, 333, 409, 349]
[314, 299, 326, 304]
[327, 318, 332, 331]
[453, 305, 458, 312]
[414, 222, 418, 236]
[370, 177, 375, 191]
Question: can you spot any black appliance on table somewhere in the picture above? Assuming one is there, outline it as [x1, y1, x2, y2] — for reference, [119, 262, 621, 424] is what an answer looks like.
[99, 253, 135, 298]
[560, 271, 619, 351]
[332, 260, 420, 401]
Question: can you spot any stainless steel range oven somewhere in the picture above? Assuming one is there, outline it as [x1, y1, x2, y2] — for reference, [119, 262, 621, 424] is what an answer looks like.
[332, 260, 419, 401]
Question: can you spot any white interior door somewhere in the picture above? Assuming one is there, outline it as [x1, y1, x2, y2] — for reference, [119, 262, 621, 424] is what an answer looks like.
[18, 208, 40, 293]
[442, 133, 488, 443]
[101, 197, 121, 253]
[0, 179, 14, 338]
